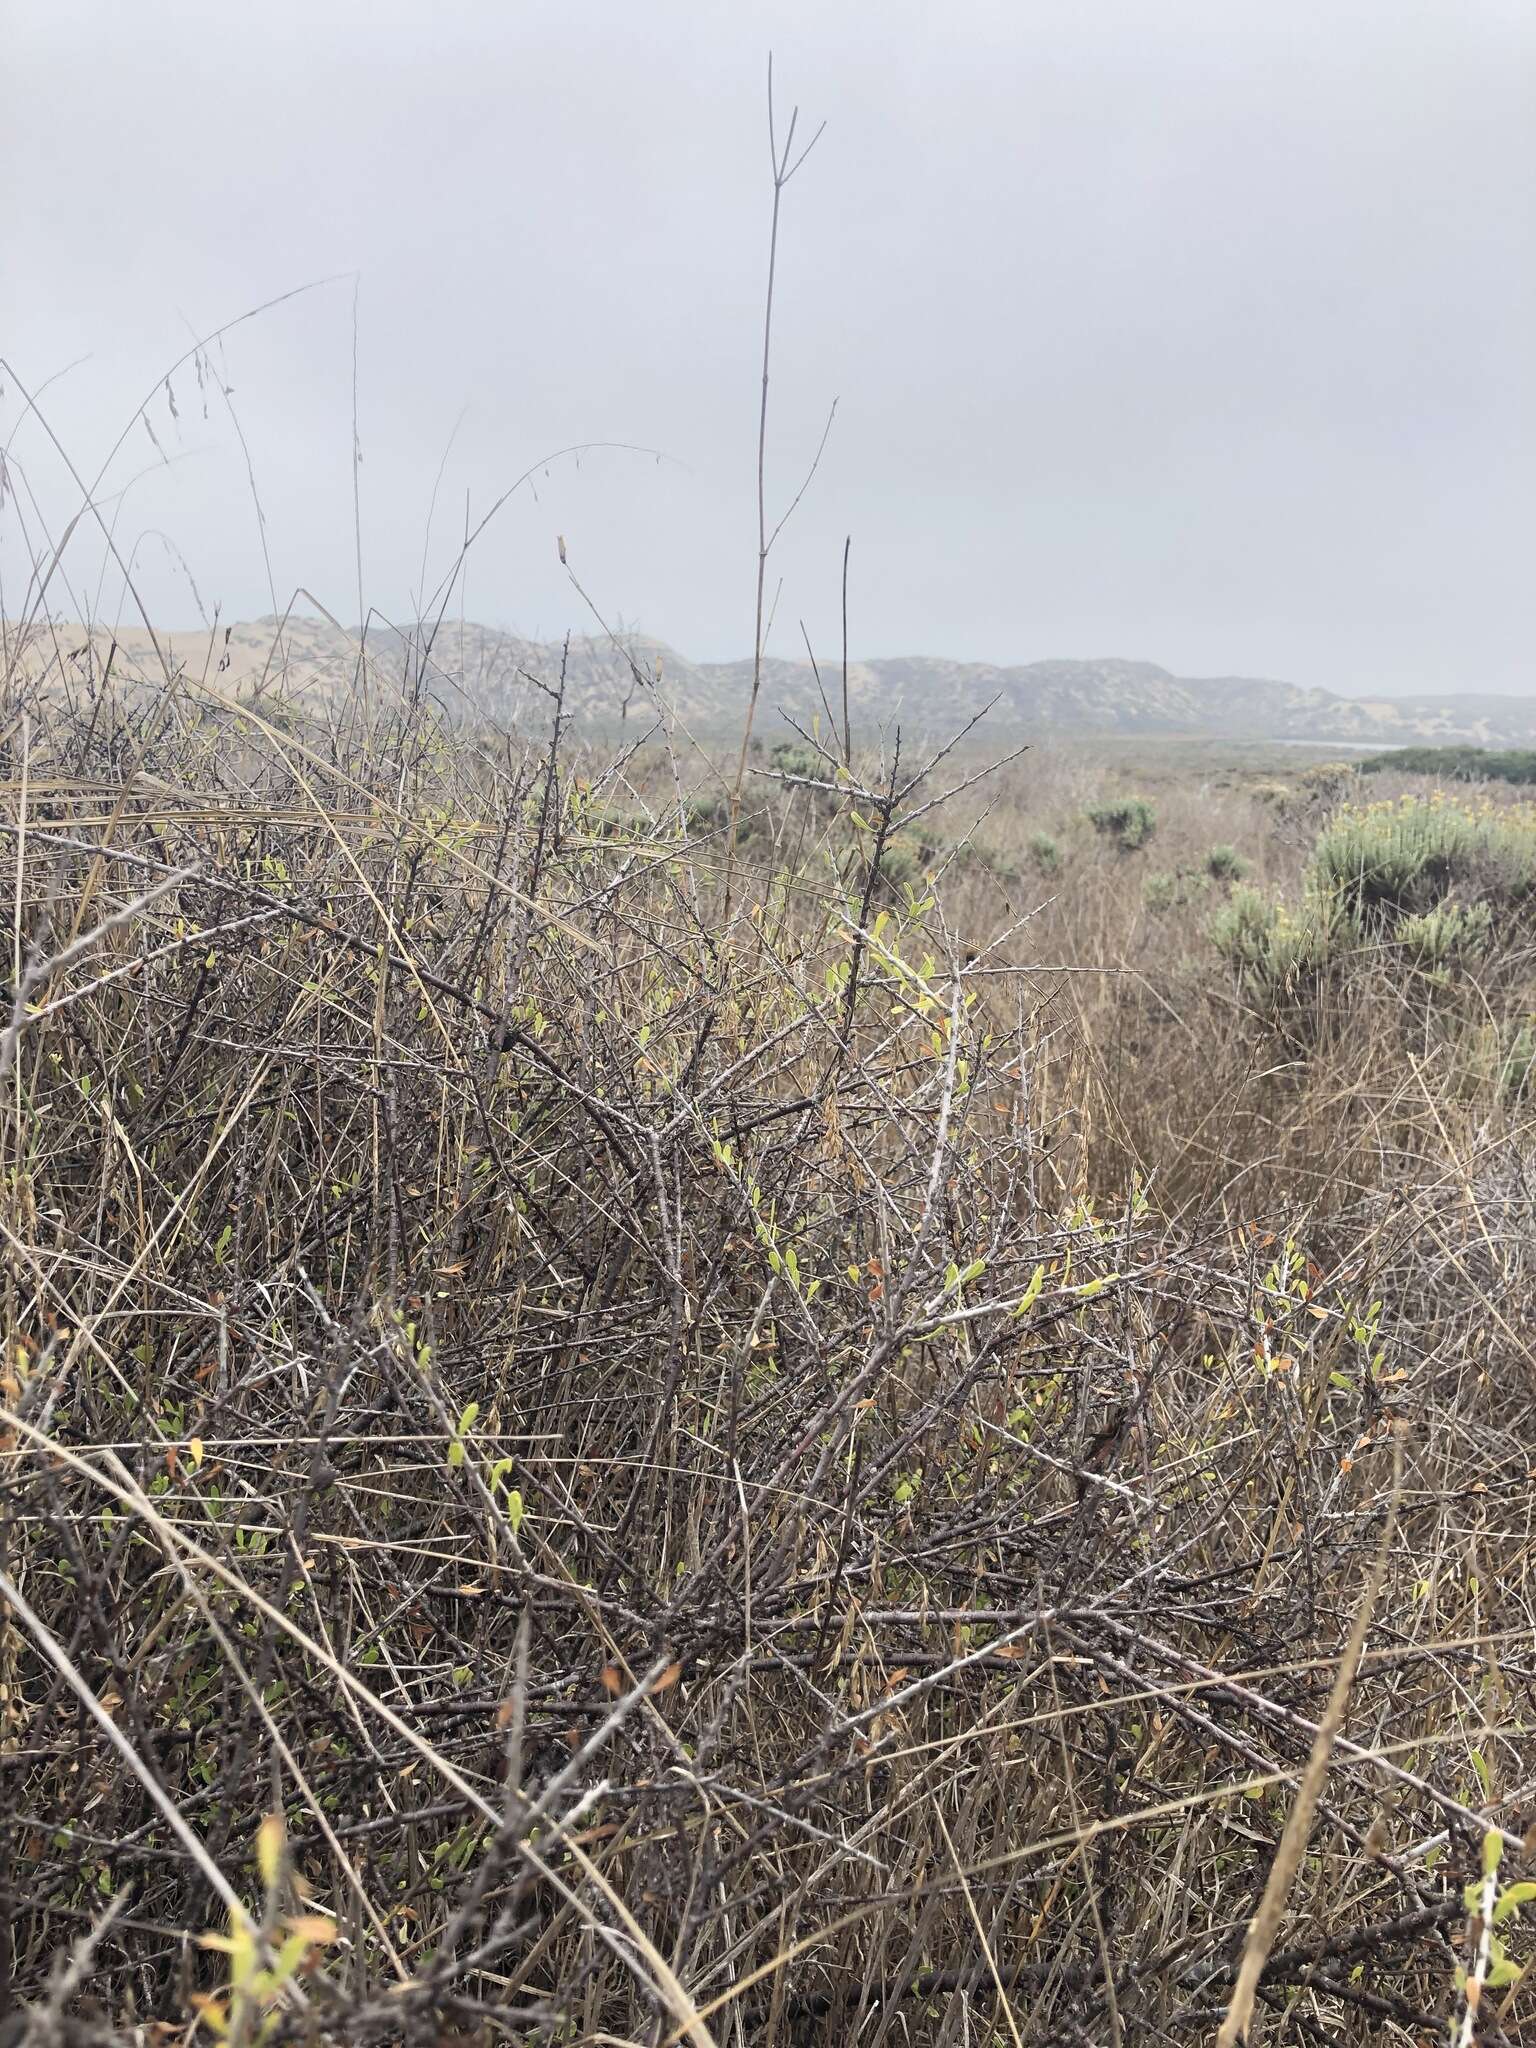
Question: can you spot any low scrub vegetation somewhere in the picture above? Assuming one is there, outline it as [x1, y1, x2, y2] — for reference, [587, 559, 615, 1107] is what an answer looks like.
[1204, 841, 1247, 881]
[1026, 827, 1061, 875]
[1085, 793, 1157, 851]
[1360, 744, 1536, 785]
[3, 659, 1535, 2048]
[1214, 793, 1536, 1016]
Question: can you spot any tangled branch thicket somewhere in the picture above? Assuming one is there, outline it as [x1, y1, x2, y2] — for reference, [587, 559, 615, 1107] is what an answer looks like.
[2, 641, 1536, 2046]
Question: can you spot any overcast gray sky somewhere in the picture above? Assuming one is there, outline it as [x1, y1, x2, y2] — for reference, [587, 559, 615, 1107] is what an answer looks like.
[4, 0, 1532, 694]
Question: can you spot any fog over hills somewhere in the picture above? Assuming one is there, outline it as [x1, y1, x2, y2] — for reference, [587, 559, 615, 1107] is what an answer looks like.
[15, 614, 1536, 745]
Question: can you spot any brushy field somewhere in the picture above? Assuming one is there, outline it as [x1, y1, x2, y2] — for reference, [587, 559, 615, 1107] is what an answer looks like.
[3, 639, 1536, 2047]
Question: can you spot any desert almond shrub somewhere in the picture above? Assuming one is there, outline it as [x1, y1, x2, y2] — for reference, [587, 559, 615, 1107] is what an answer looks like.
[0, 664, 1533, 2045]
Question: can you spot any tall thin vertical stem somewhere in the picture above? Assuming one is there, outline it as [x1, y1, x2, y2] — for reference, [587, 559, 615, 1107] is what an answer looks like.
[723, 57, 824, 919]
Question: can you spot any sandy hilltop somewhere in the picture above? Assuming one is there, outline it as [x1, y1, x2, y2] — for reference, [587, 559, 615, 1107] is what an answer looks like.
[8, 611, 1534, 745]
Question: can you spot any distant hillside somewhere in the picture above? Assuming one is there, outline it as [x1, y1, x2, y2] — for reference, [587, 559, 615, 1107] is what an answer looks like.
[11, 614, 1536, 746]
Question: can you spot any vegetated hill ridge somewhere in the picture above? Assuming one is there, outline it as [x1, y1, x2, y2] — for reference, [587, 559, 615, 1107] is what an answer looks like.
[13, 613, 1536, 744]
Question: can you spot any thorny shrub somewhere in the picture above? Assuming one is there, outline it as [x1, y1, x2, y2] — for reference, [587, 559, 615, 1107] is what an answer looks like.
[1, 646, 1535, 2047]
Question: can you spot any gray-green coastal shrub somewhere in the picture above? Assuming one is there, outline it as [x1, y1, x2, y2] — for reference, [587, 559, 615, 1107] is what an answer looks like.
[1211, 885, 1338, 997]
[1085, 796, 1156, 852]
[1027, 830, 1061, 876]
[1213, 796, 1536, 1005]
[1395, 901, 1493, 968]
[1310, 797, 1536, 929]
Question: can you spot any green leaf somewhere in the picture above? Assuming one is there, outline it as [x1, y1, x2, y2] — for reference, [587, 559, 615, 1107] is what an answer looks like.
[1013, 1264, 1046, 1318]
[1486, 1934, 1522, 1988]
[1484, 1827, 1504, 1878]
[1494, 1881, 1536, 1924]
[1076, 1274, 1118, 1300]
